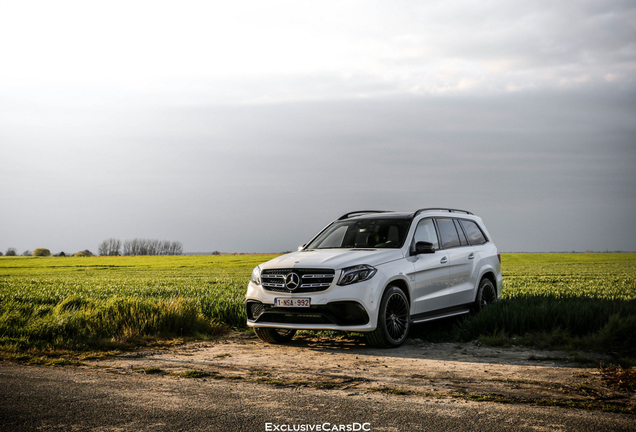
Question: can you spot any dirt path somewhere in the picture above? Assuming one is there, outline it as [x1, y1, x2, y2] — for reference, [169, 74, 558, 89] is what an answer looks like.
[2, 360, 634, 432]
[86, 332, 634, 412]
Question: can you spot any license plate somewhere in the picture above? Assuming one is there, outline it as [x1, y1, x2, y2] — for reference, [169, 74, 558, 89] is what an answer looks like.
[274, 298, 310, 308]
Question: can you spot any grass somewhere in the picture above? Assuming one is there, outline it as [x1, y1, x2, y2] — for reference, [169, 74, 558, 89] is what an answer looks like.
[179, 370, 212, 378]
[369, 387, 416, 395]
[493, 254, 635, 358]
[1, 253, 635, 362]
[535, 399, 634, 415]
[601, 366, 636, 393]
[367, 386, 634, 414]
[413, 253, 636, 363]
[0, 254, 272, 353]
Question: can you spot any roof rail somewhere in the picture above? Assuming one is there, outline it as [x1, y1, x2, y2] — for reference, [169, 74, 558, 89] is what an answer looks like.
[338, 210, 389, 220]
[413, 208, 473, 217]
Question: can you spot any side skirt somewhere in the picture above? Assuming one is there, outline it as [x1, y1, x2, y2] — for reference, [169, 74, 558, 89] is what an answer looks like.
[410, 303, 473, 324]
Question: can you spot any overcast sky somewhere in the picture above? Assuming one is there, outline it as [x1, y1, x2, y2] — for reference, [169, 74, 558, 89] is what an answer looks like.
[1, 0, 635, 254]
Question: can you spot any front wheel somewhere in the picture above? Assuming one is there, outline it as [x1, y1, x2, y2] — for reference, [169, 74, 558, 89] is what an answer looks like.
[366, 286, 410, 348]
[254, 327, 297, 344]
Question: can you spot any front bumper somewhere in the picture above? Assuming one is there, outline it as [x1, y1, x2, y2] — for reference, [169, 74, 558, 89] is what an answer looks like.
[245, 277, 383, 332]
[246, 300, 369, 327]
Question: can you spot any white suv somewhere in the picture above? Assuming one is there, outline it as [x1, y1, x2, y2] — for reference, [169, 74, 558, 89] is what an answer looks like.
[246, 208, 502, 347]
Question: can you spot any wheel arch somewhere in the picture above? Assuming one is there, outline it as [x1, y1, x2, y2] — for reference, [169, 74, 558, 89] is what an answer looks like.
[383, 276, 411, 306]
[478, 271, 498, 299]
[366, 280, 411, 348]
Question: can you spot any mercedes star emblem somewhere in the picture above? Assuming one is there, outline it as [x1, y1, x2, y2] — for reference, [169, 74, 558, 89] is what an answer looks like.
[285, 272, 300, 291]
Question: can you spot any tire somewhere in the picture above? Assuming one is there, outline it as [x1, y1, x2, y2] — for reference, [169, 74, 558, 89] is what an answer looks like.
[473, 278, 497, 313]
[366, 286, 410, 348]
[254, 327, 297, 344]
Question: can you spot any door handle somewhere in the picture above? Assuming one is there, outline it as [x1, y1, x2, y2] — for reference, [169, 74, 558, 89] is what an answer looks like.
[440, 256, 448, 264]
[468, 253, 475, 260]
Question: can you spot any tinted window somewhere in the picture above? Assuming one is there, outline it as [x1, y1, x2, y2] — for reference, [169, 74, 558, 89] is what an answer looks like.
[459, 219, 488, 245]
[454, 219, 469, 246]
[306, 218, 411, 249]
[436, 218, 461, 248]
[413, 218, 439, 250]
[318, 225, 347, 248]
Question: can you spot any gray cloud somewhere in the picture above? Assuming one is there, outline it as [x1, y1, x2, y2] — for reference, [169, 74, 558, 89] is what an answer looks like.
[2, 86, 634, 253]
[1, 1, 635, 254]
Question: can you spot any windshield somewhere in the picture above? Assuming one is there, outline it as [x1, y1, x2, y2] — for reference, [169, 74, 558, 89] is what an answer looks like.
[305, 218, 411, 249]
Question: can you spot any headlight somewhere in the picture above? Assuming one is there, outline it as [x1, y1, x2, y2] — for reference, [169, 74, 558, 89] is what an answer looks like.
[251, 265, 262, 285]
[337, 265, 377, 286]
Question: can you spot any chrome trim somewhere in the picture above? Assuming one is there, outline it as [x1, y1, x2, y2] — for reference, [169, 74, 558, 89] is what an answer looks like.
[300, 283, 331, 288]
[411, 309, 470, 324]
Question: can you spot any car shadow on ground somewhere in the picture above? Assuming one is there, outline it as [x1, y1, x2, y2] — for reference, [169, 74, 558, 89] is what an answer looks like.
[272, 316, 602, 368]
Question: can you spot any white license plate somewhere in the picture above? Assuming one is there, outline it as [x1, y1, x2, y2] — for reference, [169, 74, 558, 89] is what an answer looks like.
[274, 298, 310, 308]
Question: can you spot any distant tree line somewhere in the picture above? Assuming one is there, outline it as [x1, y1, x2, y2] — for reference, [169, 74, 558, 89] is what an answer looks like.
[1, 247, 91, 257]
[2, 242, 182, 258]
[98, 239, 122, 256]
[1, 248, 34, 256]
[98, 238, 183, 256]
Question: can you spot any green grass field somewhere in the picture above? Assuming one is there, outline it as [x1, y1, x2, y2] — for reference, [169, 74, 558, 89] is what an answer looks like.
[0, 255, 272, 352]
[1, 253, 635, 360]
[455, 253, 636, 360]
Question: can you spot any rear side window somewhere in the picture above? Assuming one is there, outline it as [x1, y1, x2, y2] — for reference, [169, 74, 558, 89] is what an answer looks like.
[453, 219, 469, 246]
[436, 218, 461, 248]
[459, 219, 488, 245]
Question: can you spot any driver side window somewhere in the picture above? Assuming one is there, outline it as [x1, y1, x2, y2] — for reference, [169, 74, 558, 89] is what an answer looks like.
[413, 218, 439, 250]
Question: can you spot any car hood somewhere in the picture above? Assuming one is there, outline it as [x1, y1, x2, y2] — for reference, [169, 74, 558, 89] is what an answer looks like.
[261, 249, 404, 270]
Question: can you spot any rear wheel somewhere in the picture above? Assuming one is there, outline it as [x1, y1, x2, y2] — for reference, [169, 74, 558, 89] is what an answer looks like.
[254, 327, 297, 344]
[473, 278, 497, 313]
[366, 286, 410, 348]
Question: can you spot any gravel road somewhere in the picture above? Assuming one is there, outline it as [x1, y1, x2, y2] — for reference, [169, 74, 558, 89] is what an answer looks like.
[1, 333, 634, 431]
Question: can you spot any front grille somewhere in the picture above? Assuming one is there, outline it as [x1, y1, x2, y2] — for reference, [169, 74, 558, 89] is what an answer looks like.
[246, 300, 369, 326]
[261, 268, 336, 293]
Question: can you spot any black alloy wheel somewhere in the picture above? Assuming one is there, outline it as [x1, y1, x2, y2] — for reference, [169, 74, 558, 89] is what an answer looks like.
[474, 278, 497, 313]
[366, 286, 410, 348]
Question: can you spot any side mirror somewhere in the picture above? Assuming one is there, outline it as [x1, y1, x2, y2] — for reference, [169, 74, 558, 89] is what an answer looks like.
[415, 241, 435, 254]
